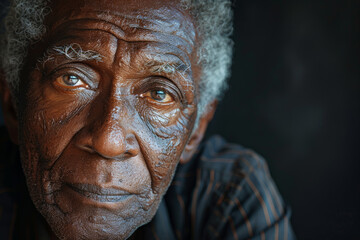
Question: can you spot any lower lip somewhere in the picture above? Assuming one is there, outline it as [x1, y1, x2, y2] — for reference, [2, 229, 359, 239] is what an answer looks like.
[67, 185, 132, 203]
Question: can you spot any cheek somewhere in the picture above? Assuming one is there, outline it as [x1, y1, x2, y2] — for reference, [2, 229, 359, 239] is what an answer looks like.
[19, 83, 93, 166]
[136, 105, 196, 192]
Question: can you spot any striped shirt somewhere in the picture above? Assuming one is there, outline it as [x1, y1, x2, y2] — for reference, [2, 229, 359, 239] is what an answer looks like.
[136, 135, 296, 240]
[0, 128, 295, 239]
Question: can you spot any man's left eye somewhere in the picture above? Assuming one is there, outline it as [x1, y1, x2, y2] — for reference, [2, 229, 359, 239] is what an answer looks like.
[54, 75, 88, 89]
[142, 90, 173, 103]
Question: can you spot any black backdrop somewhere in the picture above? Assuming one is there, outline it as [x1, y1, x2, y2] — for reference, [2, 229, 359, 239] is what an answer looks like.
[206, 0, 359, 239]
[0, 0, 359, 239]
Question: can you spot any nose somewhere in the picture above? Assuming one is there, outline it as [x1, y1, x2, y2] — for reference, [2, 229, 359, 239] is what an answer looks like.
[75, 96, 139, 160]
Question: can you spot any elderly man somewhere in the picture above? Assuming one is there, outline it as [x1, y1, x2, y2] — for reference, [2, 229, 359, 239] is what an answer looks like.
[0, 0, 295, 239]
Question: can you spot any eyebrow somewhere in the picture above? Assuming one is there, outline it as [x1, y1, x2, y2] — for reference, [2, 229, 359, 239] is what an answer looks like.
[145, 60, 191, 76]
[40, 43, 103, 64]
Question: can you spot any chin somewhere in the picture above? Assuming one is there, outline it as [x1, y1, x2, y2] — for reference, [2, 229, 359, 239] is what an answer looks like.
[37, 203, 156, 240]
[49, 218, 141, 240]
[32, 189, 162, 240]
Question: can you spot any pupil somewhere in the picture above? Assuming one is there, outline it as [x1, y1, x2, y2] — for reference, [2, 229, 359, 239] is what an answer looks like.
[152, 90, 166, 100]
[63, 75, 79, 85]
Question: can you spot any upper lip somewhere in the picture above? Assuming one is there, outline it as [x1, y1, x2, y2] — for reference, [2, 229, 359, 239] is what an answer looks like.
[67, 183, 132, 196]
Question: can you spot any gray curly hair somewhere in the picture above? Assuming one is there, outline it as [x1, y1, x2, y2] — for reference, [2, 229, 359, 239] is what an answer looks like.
[0, 0, 233, 121]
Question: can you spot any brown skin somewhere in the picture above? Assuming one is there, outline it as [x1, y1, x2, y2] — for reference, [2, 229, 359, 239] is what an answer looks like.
[0, 0, 216, 239]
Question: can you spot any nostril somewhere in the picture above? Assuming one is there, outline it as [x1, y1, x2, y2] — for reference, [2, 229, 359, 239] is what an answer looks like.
[124, 150, 131, 157]
[124, 150, 137, 158]
[124, 135, 140, 156]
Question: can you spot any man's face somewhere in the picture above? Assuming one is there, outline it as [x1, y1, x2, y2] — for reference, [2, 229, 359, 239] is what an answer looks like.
[17, 0, 198, 238]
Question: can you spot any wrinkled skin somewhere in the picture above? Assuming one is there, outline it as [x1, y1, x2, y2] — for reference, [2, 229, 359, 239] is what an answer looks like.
[10, 0, 205, 239]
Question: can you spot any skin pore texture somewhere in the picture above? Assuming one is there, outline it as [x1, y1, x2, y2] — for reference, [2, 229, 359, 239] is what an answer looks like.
[0, 0, 216, 239]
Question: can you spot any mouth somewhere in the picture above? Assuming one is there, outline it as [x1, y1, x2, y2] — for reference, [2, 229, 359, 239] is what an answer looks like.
[66, 183, 132, 203]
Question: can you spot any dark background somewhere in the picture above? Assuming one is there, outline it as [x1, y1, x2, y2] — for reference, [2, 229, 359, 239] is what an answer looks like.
[1, 0, 359, 239]
[206, 0, 360, 239]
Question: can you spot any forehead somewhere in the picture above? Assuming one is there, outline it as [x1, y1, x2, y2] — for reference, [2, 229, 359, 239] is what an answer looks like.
[45, 0, 196, 49]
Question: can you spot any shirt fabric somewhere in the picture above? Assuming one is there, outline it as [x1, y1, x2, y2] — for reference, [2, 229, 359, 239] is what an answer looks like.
[0, 127, 296, 239]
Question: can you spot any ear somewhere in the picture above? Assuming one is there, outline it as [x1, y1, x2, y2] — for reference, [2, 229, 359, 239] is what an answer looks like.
[180, 100, 217, 164]
[0, 70, 19, 145]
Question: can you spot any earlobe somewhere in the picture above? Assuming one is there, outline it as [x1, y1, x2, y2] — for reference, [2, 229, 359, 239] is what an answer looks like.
[180, 100, 217, 164]
[0, 70, 19, 145]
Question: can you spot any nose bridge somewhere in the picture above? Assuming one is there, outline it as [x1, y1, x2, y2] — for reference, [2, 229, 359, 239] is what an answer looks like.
[107, 95, 127, 124]
[90, 91, 137, 159]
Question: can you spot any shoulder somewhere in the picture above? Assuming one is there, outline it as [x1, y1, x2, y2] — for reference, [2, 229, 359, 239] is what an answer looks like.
[178, 135, 296, 240]
[197, 135, 271, 182]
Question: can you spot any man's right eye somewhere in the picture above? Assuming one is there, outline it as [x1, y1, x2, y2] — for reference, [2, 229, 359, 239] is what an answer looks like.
[54, 75, 89, 89]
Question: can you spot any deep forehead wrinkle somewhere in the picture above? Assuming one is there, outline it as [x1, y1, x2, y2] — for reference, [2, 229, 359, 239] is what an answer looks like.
[51, 19, 195, 57]
[49, 9, 196, 54]
[93, 7, 196, 41]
